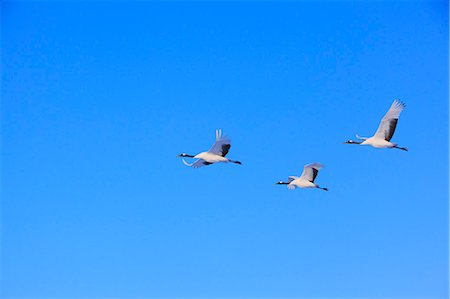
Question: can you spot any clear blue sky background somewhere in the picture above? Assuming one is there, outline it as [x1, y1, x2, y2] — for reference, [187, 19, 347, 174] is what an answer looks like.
[2, 1, 448, 298]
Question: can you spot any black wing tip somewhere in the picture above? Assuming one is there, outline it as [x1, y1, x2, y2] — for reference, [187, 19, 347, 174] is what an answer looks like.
[221, 143, 231, 157]
[311, 168, 319, 182]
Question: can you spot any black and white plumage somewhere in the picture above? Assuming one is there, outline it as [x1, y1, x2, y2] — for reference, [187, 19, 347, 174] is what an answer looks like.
[177, 129, 242, 168]
[276, 163, 328, 191]
[344, 99, 408, 151]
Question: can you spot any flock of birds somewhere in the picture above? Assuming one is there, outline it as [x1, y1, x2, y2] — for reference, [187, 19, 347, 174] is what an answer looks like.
[177, 99, 408, 191]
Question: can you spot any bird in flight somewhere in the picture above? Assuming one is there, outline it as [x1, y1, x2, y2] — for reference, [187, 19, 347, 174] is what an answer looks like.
[177, 129, 242, 168]
[343, 99, 408, 151]
[276, 163, 328, 191]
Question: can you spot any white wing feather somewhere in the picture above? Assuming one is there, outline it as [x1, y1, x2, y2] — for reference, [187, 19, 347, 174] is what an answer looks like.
[299, 163, 324, 181]
[208, 129, 231, 156]
[288, 176, 299, 183]
[374, 100, 405, 140]
[182, 158, 207, 168]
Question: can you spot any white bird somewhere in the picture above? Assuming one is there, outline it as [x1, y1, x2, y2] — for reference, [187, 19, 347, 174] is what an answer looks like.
[344, 99, 408, 151]
[177, 129, 242, 168]
[276, 163, 328, 191]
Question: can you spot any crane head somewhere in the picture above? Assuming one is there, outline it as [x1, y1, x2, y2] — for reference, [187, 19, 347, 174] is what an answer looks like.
[177, 153, 195, 158]
[275, 181, 288, 185]
[343, 139, 361, 145]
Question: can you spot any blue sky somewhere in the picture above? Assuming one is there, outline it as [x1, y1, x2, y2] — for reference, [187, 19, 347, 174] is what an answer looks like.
[1, 1, 448, 298]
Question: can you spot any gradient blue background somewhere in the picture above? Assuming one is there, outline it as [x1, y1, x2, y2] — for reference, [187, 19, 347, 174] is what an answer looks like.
[2, 1, 449, 298]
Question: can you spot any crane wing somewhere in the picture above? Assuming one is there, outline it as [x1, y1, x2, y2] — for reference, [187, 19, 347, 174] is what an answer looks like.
[288, 176, 299, 183]
[208, 129, 232, 157]
[374, 100, 406, 141]
[299, 163, 324, 182]
[182, 159, 212, 168]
